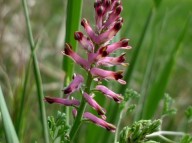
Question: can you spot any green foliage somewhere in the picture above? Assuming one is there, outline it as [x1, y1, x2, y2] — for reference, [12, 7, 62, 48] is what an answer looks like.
[119, 120, 161, 143]
[48, 111, 70, 143]
[180, 134, 192, 143]
[0, 87, 19, 143]
[185, 106, 192, 123]
[120, 88, 140, 110]
[162, 93, 177, 117]
[153, 0, 162, 8]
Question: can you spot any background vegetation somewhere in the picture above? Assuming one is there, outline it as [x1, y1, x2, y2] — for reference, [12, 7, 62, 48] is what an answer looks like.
[0, 0, 191, 142]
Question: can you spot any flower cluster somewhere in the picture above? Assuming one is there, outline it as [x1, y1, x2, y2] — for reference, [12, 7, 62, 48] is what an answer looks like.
[45, 0, 131, 132]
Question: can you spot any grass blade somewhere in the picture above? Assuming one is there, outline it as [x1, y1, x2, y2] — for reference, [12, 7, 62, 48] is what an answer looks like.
[21, 0, 49, 142]
[0, 86, 20, 143]
[142, 17, 190, 119]
[62, 0, 83, 82]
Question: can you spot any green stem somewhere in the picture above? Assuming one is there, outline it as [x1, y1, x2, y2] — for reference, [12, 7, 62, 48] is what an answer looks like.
[21, 0, 49, 142]
[16, 58, 32, 138]
[69, 72, 93, 142]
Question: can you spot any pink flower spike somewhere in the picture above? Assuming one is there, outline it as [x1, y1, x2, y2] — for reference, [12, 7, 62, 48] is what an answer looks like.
[44, 97, 80, 107]
[62, 43, 90, 70]
[106, 38, 131, 54]
[63, 74, 84, 96]
[83, 112, 116, 132]
[96, 53, 128, 67]
[83, 92, 106, 115]
[90, 67, 126, 84]
[103, 5, 123, 29]
[96, 85, 124, 103]
[74, 32, 94, 53]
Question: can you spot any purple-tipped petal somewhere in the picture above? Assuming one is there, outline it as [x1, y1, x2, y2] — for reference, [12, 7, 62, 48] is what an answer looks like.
[96, 85, 124, 103]
[74, 32, 94, 52]
[96, 53, 128, 67]
[90, 67, 126, 84]
[95, 5, 105, 30]
[83, 92, 106, 115]
[103, 5, 123, 28]
[83, 112, 116, 132]
[97, 21, 123, 44]
[44, 97, 80, 107]
[62, 43, 90, 70]
[63, 74, 84, 95]
[81, 19, 99, 44]
[106, 38, 131, 54]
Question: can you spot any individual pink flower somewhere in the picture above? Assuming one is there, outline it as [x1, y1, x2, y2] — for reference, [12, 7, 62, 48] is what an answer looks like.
[90, 67, 126, 84]
[103, 5, 123, 29]
[105, 38, 131, 54]
[62, 43, 90, 70]
[96, 85, 124, 103]
[63, 74, 84, 96]
[44, 97, 80, 107]
[83, 112, 116, 132]
[74, 32, 94, 52]
[83, 92, 106, 115]
[81, 19, 123, 44]
[96, 53, 128, 67]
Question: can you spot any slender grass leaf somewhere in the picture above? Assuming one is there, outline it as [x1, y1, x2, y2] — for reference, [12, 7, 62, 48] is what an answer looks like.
[0, 86, 20, 143]
[142, 17, 190, 119]
[62, 0, 83, 83]
[21, 0, 49, 142]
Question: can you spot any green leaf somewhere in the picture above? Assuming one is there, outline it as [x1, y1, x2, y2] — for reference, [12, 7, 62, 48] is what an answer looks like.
[142, 17, 190, 119]
[119, 119, 161, 143]
[62, 0, 83, 82]
[153, 0, 162, 8]
[180, 134, 192, 143]
[162, 93, 177, 117]
[185, 106, 192, 123]
[0, 86, 20, 143]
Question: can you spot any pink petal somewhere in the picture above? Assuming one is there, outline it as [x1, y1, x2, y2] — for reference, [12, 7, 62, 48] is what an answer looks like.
[44, 96, 80, 107]
[83, 92, 106, 115]
[63, 74, 84, 96]
[74, 32, 94, 52]
[62, 43, 90, 70]
[90, 67, 126, 84]
[96, 85, 124, 103]
[96, 53, 128, 67]
[83, 112, 116, 132]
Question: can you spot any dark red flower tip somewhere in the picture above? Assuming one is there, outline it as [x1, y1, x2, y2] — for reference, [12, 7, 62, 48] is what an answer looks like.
[115, 5, 123, 15]
[117, 53, 126, 62]
[121, 39, 129, 47]
[113, 0, 121, 8]
[74, 32, 83, 40]
[81, 18, 87, 27]
[104, 0, 111, 8]
[64, 43, 72, 55]
[94, 1, 102, 8]
[44, 97, 54, 104]
[97, 6, 104, 16]
[114, 21, 122, 31]
[99, 46, 108, 57]
[63, 87, 72, 94]
[114, 71, 123, 80]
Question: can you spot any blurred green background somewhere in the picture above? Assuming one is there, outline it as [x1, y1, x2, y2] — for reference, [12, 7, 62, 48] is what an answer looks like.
[0, 0, 192, 142]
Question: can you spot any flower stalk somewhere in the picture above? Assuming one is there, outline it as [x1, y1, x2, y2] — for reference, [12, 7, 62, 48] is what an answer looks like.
[69, 72, 93, 141]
